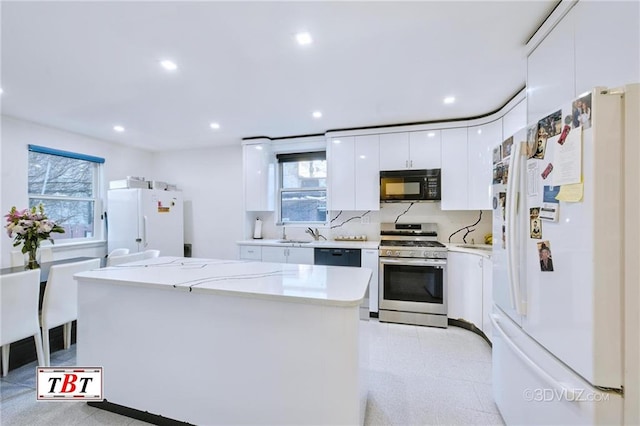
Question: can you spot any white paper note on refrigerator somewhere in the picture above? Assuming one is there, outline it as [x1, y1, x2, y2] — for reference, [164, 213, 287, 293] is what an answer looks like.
[553, 128, 582, 186]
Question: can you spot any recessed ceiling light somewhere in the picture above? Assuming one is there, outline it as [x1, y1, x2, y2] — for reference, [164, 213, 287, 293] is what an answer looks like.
[333, 139, 341, 144]
[296, 32, 313, 46]
[0, 88, 3, 95]
[255, 145, 263, 151]
[210, 122, 220, 130]
[160, 60, 178, 71]
[312, 111, 322, 119]
[477, 129, 482, 135]
[359, 155, 366, 159]
[443, 96, 456, 104]
[113, 125, 125, 133]
[427, 132, 435, 138]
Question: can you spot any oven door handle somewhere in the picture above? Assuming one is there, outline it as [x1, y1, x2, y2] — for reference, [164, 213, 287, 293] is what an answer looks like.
[379, 258, 446, 267]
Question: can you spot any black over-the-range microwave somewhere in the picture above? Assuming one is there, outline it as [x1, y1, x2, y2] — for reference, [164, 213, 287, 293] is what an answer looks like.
[380, 169, 441, 202]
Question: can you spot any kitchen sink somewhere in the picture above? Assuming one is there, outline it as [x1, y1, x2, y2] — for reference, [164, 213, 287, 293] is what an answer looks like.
[459, 244, 492, 251]
[277, 239, 313, 244]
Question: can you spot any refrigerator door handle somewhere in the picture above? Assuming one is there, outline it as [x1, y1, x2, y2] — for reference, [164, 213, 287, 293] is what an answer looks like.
[506, 141, 526, 316]
[143, 215, 148, 248]
[491, 314, 577, 401]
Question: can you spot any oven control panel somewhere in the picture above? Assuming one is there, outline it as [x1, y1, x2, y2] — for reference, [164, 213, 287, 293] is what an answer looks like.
[379, 248, 447, 259]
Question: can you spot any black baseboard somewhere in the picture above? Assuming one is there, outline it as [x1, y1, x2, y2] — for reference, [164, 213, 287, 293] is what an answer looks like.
[369, 312, 379, 318]
[448, 318, 492, 347]
[88, 400, 193, 425]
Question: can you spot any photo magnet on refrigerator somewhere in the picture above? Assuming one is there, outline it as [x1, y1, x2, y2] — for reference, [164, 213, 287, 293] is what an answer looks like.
[537, 241, 554, 272]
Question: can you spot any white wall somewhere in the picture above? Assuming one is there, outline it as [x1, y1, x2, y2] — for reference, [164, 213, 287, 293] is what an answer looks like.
[152, 145, 244, 260]
[0, 116, 154, 267]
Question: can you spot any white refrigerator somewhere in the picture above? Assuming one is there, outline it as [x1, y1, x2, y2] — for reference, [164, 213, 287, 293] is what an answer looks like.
[107, 189, 184, 257]
[491, 85, 638, 424]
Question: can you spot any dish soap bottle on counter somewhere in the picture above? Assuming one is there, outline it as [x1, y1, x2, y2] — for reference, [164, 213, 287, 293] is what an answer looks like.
[253, 217, 263, 239]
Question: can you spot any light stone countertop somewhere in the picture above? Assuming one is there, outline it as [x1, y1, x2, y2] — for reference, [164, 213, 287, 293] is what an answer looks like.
[446, 243, 493, 259]
[74, 256, 371, 307]
[237, 239, 380, 250]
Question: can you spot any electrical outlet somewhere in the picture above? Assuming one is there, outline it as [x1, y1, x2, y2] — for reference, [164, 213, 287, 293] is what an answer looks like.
[361, 215, 370, 224]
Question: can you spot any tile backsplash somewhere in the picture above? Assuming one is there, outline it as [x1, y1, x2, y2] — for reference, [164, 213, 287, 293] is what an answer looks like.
[247, 203, 492, 244]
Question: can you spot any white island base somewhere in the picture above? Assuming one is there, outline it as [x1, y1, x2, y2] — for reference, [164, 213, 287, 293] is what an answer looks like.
[75, 257, 370, 425]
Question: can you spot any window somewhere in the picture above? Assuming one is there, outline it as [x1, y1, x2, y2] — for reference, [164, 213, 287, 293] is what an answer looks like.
[28, 145, 104, 241]
[277, 151, 327, 223]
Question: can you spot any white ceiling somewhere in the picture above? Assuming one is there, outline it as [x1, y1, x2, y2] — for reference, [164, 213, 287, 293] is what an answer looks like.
[1, 1, 557, 152]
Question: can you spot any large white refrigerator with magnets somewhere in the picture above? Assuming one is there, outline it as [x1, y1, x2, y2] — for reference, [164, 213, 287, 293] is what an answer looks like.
[107, 189, 184, 257]
[491, 85, 639, 425]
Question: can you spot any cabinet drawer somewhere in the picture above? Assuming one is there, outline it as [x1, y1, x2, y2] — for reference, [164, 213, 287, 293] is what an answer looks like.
[240, 245, 262, 260]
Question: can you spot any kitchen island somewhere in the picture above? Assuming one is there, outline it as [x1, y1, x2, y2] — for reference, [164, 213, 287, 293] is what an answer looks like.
[75, 257, 371, 425]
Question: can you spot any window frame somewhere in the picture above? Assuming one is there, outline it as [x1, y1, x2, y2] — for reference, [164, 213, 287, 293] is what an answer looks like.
[27, 145, 105, 244]
[276, 151, 327, 225]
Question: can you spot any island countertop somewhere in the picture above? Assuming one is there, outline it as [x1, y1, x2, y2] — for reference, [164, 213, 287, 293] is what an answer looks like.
[74, 256, 371, 307]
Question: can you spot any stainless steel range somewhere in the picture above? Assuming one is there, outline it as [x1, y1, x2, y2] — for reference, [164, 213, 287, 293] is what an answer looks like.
[378, 223, 448, 328]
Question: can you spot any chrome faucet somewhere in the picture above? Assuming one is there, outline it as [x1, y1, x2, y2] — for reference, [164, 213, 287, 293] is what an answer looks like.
[305, 228, 327, 241]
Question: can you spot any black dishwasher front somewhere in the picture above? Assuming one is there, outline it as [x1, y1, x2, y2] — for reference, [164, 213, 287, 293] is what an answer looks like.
[314, 248, 361, 267]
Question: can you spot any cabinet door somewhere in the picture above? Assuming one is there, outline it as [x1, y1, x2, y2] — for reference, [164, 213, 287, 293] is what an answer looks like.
[328, 137, 355, 211]
[239, 245, 262, 261]
[354, 135, 380, 211]
[440, 128, 468, 210]
[409, 130, 441, 169]
[503, 100, 527, 140]
[244, 143, 274, 211]
[286, 247, 314, 265]
[482, 256, 493, 341]
[462, 254, 484, 329]
[379, 132, 410, 170]
[361, 249, 379, 313]
[447, 252, 466, 320]
[527, 8, 575, 122]
[468, 119, 502, 210]
[261, 246, 288, 263]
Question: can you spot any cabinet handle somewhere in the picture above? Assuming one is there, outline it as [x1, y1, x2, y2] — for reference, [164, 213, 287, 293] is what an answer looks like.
[405, 160, 409, 168]
[410, 160, 413, 168]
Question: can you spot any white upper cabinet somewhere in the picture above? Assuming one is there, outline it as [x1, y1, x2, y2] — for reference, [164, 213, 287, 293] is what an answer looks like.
[243, 141, 274, 211]
[574, 1, 640, 95]
[409, 130, 442, 169]
[467, 119, 502, 210]
[379, 132, 410, 170]
[354, 135, 380, 211]
[328, 136, 356, 211]
[328, 135, 380, 211]
[441, 120, 501, 211]
[379, 131, 441, 170]
[502, 100, 527, 139]
[440, 128, 468, 210]
[527, 7, 575, 123]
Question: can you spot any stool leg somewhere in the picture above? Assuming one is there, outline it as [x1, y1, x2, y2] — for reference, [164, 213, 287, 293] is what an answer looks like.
[63, 322, 71, 349]
[42, 328, 51, 367]
[2, 345, 9, 377]
[34, 331, 45, 367]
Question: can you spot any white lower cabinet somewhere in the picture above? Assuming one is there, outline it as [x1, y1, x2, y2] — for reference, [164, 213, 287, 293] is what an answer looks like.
[361, 249, 379, 313]
[261, 246, 314, 265]
[239, 245, 262, 261]
[447, 251, 493, 341]
[481, 256, 493, 341]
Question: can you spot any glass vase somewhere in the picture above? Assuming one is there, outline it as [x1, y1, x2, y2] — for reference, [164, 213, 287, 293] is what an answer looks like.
[26, 247, 40, 270]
